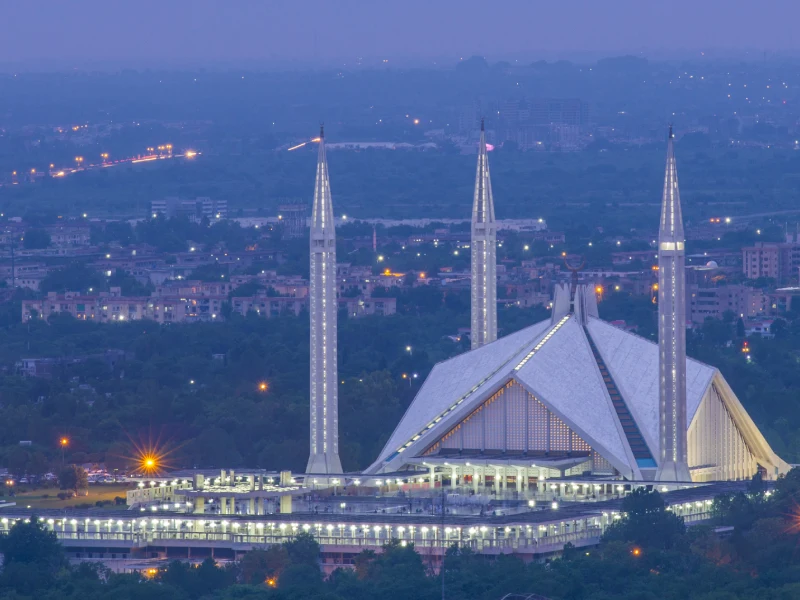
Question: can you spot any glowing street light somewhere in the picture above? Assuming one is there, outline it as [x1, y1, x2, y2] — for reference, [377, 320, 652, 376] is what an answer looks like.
[258, 381, 269, 392]
[59, 437, 69, 464]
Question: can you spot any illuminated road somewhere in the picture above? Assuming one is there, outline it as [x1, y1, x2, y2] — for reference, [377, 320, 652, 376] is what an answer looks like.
[49, 148, 200, 179]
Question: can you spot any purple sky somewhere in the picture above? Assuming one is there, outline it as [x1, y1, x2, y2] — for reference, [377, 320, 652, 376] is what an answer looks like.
[3, 1, 799, 67]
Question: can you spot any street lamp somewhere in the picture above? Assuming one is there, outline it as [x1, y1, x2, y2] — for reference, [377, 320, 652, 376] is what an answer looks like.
[60, 437, 69, 465]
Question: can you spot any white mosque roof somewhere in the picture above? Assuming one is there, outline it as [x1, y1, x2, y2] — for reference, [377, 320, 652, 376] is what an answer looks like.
[515, 317, 630, 471]
[376, 320, 552, 464]
[586, 318, 716, 449]
[366, 314, 723, 477]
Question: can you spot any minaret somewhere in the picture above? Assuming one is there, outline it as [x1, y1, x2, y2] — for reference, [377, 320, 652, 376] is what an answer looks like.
[470, 118, 497, 349]
[306, 126, 343, 476]
[655, 126, 691, 482]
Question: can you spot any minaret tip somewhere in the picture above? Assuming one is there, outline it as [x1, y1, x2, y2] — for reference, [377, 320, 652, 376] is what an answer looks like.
[320, 123, 324, 139]
[480, 117, 485, 132]
[668, 124, 673, 139]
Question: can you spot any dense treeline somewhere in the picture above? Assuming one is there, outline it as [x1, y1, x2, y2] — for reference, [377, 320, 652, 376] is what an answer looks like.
[2, 470, 800, 599]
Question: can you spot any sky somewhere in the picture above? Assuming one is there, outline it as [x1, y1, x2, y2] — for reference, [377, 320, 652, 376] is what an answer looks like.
[2, 0, 799, 68]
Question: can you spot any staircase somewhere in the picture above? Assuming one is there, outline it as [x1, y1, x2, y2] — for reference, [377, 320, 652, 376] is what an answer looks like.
[584, 327, 653, 461]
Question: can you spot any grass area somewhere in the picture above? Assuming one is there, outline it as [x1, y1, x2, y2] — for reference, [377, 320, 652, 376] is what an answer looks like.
[4, 483, 135, 511]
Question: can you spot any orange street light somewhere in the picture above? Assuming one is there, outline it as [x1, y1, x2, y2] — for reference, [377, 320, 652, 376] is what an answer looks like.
[258, 381, 269, 392]
[140, 453, 160, 474]
[60, 437, 69, 464]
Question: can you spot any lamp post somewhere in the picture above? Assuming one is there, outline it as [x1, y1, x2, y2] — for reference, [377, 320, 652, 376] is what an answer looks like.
[60, 438, 69, 466]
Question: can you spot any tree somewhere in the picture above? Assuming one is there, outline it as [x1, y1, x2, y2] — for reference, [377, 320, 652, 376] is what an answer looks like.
[26, 451, 50, 481]
[284, 532, 320, 568]
[0, 516, 65, 569]
[58, 464, 88, 495]
[602, 488, 686, 550]
[22, 229, 51, 250]
[736, 318, 745, 338]
[7, 447, 30, 481]
[238, 546, 289, 585]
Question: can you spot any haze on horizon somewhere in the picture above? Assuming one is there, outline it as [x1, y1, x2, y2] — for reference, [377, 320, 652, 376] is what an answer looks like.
[2, 0, 800, 69]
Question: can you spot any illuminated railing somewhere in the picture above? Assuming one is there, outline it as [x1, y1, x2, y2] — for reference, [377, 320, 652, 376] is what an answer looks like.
[0, 516, 608, 554]
[514, 315, 570, 371]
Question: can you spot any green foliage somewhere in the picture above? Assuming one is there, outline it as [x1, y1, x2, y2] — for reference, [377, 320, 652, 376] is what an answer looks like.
[0, 516, 65, 569]
[602, 488, 686, 550]
[58, 464, 88, 494]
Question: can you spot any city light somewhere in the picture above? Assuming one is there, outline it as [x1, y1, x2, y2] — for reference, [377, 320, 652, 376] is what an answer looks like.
[60, 438, 69, 447]
[258, 381, 269, 392]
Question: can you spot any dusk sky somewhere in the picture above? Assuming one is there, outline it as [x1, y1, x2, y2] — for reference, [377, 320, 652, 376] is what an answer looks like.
[2, 1, 799, 67]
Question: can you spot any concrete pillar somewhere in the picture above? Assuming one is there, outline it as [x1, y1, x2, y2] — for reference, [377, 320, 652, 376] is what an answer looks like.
[494, 467, 500, 493]
[429, 466, 436, 490]
[220, 469, 226, 485]
[250, 476, 256, 491]
[256, 497, 263, 515]
[472, 467, 479, 494]
[230, 470, 235, 486]
[280, 495, 292, 514]
[194, 474, 205, 490]
[194, 497, 205, 514]
[451, 466, 458, 489]
[248, 498, 255, 515]
[515, 467, 523, 493]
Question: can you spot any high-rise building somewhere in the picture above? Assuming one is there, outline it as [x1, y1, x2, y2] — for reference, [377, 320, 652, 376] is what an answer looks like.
[306, 127, 343, 476]
[471, 119, 497, 349]
[656, 127, 691, 482]
[742, 241, 800, 284]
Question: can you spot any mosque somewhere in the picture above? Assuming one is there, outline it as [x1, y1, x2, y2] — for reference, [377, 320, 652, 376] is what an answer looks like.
[0, 125, 790, 568]
[308, 122, 789, 487]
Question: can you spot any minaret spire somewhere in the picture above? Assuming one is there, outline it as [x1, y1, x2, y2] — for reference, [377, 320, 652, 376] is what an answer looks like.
[655, 126, 691, 482]
[307, 127, 343, 476]
[470, 117, 497, 349]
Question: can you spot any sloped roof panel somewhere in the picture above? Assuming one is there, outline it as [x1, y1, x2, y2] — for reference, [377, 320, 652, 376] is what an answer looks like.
[514, 317, 631, 470]
[371, 320, 552, 468]
[585, 317, 715, 450]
